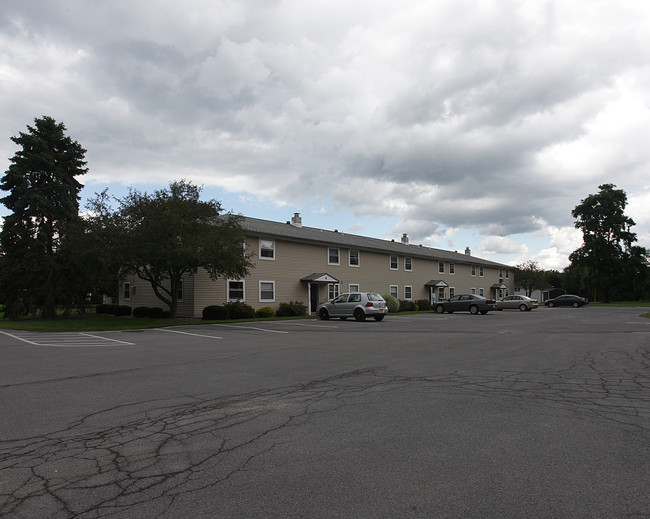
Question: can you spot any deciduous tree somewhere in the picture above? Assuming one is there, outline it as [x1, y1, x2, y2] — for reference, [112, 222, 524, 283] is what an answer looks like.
[114, 180, 252, 318]
[569, 184, 647, 301]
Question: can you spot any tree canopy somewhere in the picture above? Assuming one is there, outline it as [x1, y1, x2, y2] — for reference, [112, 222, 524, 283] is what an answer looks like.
[0, 116, 87, 318]
[92, 180, 252, 318]
[568, 184, 648, 301]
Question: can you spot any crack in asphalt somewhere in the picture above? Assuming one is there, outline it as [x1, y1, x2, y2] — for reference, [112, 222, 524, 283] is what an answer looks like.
[1, 346, 649, 518]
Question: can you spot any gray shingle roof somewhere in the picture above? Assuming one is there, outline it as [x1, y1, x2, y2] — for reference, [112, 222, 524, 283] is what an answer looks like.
[239, 216, 510, 268]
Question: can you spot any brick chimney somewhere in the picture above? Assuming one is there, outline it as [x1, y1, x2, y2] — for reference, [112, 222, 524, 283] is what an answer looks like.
[401, 233, 409, 244]
[291, 213, 302, 228]
[465, 247, 471, 255]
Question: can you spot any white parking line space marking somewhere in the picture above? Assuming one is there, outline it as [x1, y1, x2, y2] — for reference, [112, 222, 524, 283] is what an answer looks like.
[212, 324, 289, 334]
[0, 330, 135, 347]
[155, 328, 223, 339]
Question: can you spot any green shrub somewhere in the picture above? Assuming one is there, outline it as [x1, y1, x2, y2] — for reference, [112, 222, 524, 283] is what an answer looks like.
[116, 305, 132, 316]
[276, 300, 308, 317]
[256, 306, 275, 318]
[399, 299, 418, 312]
[95, 304, 110, 314]
[147, 307, 164, 319]
[133, 306, 150, 318]
[224, 301, 256, 319]
[202, 305, 230, 320]
[382, 294, 400, 313]
[416, 299, 432, 311]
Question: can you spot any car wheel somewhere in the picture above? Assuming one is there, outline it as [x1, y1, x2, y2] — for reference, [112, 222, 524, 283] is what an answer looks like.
[435, 305, 445, 314]
[373, 315, 385, 321]
[548, 302, 555, 307]
[469, 305, 479, 315]
[319, 308, 329, 320]
[519, 304, 527, 312]
[572, 302, 579, 308]
[353, 308, 366, 321]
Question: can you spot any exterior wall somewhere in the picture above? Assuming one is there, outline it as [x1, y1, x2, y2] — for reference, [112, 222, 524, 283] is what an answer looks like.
[120, 275, 195, 318]
[190, 236, 514, 317]
[119, 233, 515, 319]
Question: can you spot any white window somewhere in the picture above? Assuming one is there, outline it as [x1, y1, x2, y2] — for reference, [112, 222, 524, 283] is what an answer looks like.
[390, 285, 398, 298]
[349, 283, 360, 293]
[471, 287, 476, 294]
[260, 239, 275, 260]
[471, 265, 476, 277]
[499, 269, 503, 279]
[405, 257, 412, 271]
[328, 248, 340, 265]
[123, 282, 131, 301]
[390, 255, 398, 270]
[404, 286, 412, 300]
[479, 288, 484, 296]
[228, 280, 245, 301]
[349, 250, 359, 267]
[177, 279, 184, 302]
[437, 287, 446, 300]
[259, 281, 275, 302]
[449, 263, 455, 275]
[328, 283, 340, 300]
[505, 270, 509, 279]
[449, 287, 455, 297]
[438, 261, 445, 274]
[479, 266, 484, 277]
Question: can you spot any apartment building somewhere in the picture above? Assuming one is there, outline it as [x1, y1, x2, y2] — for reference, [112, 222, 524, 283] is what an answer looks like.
[121, 213, 514, 318]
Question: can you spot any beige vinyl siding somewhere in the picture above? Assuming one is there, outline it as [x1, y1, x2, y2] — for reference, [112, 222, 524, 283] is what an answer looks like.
[125, 230, 514, 318]
[120, 274, 195, 318]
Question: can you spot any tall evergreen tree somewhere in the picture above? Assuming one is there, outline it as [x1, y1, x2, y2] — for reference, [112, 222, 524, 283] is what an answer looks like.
[0, 116, 87, 318]
[568, 184, 647, 302]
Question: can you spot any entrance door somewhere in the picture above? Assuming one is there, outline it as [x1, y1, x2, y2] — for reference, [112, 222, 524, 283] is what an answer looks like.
[310, 284, 320, 314]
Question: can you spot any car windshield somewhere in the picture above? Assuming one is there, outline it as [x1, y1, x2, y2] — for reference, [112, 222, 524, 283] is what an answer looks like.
[366, 293, 383, 301]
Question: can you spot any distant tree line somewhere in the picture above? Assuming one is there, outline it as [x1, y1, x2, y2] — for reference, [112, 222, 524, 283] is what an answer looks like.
[0, 116, 250, 319]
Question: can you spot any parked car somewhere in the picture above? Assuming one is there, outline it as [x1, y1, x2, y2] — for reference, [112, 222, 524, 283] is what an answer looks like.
[544, 294, 588, 308]
[496, 295, 539, 311]
[433, 294, 497, 315]
[318, 292, 388, 321]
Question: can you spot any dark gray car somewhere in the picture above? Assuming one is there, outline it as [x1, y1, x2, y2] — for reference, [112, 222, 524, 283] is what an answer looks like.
[434, 294, 497, 315]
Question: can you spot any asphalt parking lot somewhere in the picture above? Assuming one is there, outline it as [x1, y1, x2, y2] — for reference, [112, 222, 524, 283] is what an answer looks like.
[1, 307, 649, 518]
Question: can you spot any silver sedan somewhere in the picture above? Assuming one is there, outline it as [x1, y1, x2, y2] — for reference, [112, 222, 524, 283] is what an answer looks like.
[496, 295, 539, 311]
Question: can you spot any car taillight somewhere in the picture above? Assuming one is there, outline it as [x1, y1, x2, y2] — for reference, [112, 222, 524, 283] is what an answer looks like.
[365, 302, 374, 307]
[486, 299, 495, 304]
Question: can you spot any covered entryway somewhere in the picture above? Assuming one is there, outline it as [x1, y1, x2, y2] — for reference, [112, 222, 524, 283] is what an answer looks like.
[425, 280, 449, 303]
[300, 273, 340, 314]
[491, 282, 508, 300]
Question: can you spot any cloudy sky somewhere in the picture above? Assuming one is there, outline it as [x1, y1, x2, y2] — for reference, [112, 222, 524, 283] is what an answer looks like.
[2, 0, 649, 269]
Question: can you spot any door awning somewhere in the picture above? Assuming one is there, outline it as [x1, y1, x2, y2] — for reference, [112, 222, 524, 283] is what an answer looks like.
[491, 283, 508, 289]
[301, 273, 340, 284]
[425, 279, 449, 287]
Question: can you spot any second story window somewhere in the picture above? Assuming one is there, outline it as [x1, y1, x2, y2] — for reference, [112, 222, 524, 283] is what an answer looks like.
[260, 239, 275, 260]
[479, 266, 484, 277]
[328, 248, 340, 265]
[438, 261, 445, 274]
[471, 265, 476, 276]
[390, 255, 398, 270]
[449, 263, 455, 275]
[405, 257, 412, 271]
[349, 250, 359, 267]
